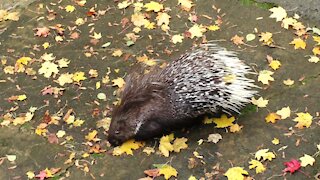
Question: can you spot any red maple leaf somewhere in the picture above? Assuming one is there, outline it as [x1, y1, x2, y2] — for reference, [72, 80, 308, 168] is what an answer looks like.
[283, 159, 301, 174]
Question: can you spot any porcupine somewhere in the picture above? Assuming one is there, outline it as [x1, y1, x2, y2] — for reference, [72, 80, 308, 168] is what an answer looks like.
[108, 43, 257, 146]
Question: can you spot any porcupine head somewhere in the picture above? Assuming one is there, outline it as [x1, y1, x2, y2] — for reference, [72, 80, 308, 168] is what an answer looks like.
[107, 70, 173, 146]
[108, 43, 257, 146]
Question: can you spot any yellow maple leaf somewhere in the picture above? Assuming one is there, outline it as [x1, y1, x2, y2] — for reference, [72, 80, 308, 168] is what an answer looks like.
[144, 1, 163, 12]
[112, 49, 123, 57]
[15, 56, 32, 72]
[251, 97, 268, 108]
[73, 119, 84, 127]
[276, 106, 291, 119]
[265, 113, 281, 123]
[4, 66, 14, 74]
[57, 58, 70, 68]
[38, 61, 59, 78]
[281, 17, 297, 29]
[171, 34, 184, 44]
[293, 112, 313, 129]
[283, 79, 294, 86]
[42, 42, 50, 49]
[143, 147, 155, 155]
[188, 24, 206, 39]
[224, 167, 248, 180]
[308, 55, 319, 63]
[255, 149, 276, 161]
[158, 165, 178, 180]
[112, 139, 144, 155]
[229, 124, 243, 133]
[144, 20, 155, 29]
[212, 114, 236, 128]
[313, 36, 320, 44]
[249, 159, 266, 174]
[156, 12, 170, 26]
[26, 171, 35, 179]
[159, 134, 174, 157]
[17, 94, 27, 101]
[112, 77, 125, 88]
[118, 0, 132, 9]
[312, 46, 320, 55]
[178, 0, 193, 11]
[65, 5, 75, 13]
[299, 154, 315, 167]
[56, 130, 66, 138]
[271, 138, 280, 145]
[85, 130, 98, 141]
[258, 70, 274, 85]
[91, 32, 102, 40]
[131, 13, 148, 27]
[207, 25, 220, 31]
[259, 32, 273, 46]
[290, 38, 306, 49]
[269, 60, 281, 70]
[57, 73, 73, 86]
[75, 18, 85, 25]
[72, 71, 87, 82]
[173, 137, 188, 152]
[269, 6, 287, 22]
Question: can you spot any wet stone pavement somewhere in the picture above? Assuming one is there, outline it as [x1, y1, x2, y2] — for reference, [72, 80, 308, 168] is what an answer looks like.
[0, 0, 319, 180]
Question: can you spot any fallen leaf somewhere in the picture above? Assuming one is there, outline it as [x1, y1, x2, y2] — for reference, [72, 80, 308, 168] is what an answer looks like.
[269, 60, 281, 70]
[188, 24, 206, 39]
[255, 149, 276, 161]
[308, 56, 319, 63]
[112, 77, 125, 88]
[283, 159, 301, 174]
[178, 0, 194, 11]
[290, 38, 306, 49]
[144, 1, 163, 12]
[299, 154, 315, 167]
[265, 113, 281, 123]
[212, 114, 236, 128]
[159, 134, 174, 157]
[207, 25, 220, 31]
[231, 35, 244, 45]
[251, 97, 269, 108]
[38, 61, 59, 78]
[112, 139, 144, 155]
[276, 106, 291, 119]
[65, 5, 75, 13]
[249, 159, 266, 174]
[173, 137, 188, 152]
[312, 46, 320, 55]
[72, 71, 87, 82]
[155, 164, 178, 180]
[224, 167, 248, 180]
[259, 32, 273, 46]
[269, 6, 287, 22]
[171, 34, 184, 44]
[272, 138, 280, 145]
[207, 133, 222, 143]
[258, 70, 274, 85]
[283, 79, 294, 86]
[293, 112, 313, 129]
[246, 33, 256, 42]
[229, 124, 243, 133]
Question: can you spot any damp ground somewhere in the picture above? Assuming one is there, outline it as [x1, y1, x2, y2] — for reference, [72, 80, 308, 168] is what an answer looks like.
[0, 0, 319, 180]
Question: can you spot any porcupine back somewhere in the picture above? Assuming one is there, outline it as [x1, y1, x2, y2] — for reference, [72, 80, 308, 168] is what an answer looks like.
[160, 43, 257, 118]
